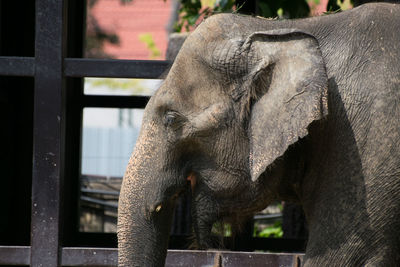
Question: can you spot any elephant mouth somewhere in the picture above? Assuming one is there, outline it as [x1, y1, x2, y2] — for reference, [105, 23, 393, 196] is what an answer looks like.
[186, 172, 197, 192]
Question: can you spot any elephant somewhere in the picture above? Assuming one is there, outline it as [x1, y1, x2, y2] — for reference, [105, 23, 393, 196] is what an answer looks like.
[118, 3, 400, 266]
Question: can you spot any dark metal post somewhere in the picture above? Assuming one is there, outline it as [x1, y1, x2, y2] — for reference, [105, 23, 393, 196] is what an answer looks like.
[31, 0, 66, 266]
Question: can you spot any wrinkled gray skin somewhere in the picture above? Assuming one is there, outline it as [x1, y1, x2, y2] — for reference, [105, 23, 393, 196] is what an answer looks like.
[118, 3, 400, 266]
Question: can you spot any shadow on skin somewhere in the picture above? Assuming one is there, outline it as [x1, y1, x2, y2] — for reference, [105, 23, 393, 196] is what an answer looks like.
[303, 77, 374, 264]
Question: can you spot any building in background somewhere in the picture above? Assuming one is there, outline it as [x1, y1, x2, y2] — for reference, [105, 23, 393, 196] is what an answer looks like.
[88, 0, 173, 60]
[80, 0, 174, 233]
[81, 0, 173, 178]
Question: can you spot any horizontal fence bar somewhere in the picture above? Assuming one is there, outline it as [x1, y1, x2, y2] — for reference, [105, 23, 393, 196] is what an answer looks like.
[81, 174, 123, 181]
[81, 188, 120, 196]
[82, 95, 150, 108]
[64, 58, 171, 78]
[0, 246, 31, 266]
[0, 57, 171, 78]
[60, 248, 303, 267]
[0, 246, 304, 266]
[80, 196, 118, 209]
[165, 250, 303, 267]
[0, 57, 35, 76]
[254, 213, 283, 220]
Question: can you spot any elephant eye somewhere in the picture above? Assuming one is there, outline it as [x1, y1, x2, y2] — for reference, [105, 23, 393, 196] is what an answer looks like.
[164, 111, 179, 127]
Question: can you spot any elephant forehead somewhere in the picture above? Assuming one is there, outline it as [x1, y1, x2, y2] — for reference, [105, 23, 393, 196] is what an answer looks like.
[158, 65, 226, 111]
[156, 84, 227, 115]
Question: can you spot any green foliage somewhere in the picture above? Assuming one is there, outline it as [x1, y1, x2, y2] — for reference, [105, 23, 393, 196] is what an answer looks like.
[212, 222, 232, 237]
[255, 220, 283, 238]
[138, 33, 161, 59]
[85, 78, 149, 94]
[173, 0, 352, 32]
[326, 0, 352, 13]
[174, 0, 235, 32]
[336, 0, 352, 10]
[173, 0, 310, 32]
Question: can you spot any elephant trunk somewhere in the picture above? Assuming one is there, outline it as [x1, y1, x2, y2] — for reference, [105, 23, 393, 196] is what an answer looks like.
[117, 123, 181, 267]
[118, 195, 174, 266]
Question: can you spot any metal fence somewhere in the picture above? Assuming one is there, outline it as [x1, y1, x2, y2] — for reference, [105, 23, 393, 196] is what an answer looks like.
[0, 1, 304, 266]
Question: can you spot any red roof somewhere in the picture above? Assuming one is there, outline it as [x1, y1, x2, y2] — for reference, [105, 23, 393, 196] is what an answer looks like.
[91, 0, 172, 60]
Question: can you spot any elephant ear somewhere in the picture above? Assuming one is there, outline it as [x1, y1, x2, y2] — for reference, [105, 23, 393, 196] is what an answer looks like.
[242, 30, 328, 182]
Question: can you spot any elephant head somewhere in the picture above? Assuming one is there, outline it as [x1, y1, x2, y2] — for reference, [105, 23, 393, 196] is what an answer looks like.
[118, 14, 328, 267]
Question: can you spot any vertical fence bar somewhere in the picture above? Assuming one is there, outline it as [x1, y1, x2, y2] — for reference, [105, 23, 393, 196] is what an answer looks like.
[31, 0, 66, 266]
